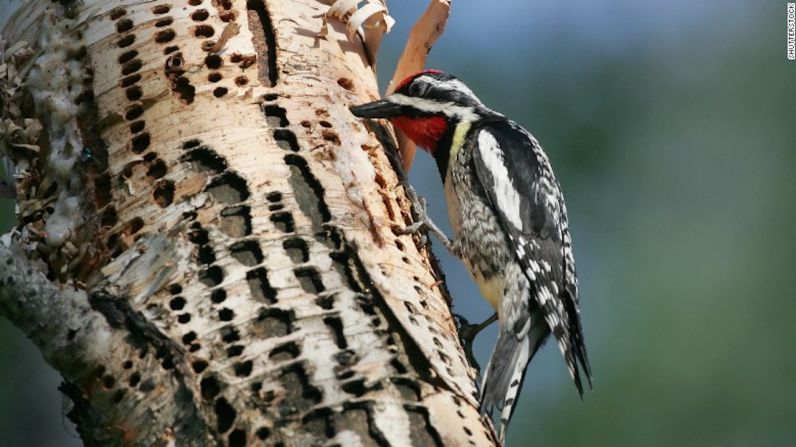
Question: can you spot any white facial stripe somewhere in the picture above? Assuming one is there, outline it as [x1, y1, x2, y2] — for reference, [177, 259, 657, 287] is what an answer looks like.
[388, 93, 478, 121]
[415, 75, 481, 103]
[477, 130, 524, 229]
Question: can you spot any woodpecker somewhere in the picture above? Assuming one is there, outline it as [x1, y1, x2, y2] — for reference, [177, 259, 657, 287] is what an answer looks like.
[350, 70, 592, 440]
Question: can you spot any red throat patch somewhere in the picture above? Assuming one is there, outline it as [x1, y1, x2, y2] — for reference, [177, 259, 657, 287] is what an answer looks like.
[390, 116, 448, 154]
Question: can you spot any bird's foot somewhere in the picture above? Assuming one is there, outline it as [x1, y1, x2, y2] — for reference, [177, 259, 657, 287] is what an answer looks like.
[396, 190, 455, 255]
[454, 313, 498, 374]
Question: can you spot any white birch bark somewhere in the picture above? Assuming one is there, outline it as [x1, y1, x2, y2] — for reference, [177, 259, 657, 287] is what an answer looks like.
[0, 0, 498, 445]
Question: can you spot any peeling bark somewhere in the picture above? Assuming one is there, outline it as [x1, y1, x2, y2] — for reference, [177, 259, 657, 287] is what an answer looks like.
[0, 1, 498, 445]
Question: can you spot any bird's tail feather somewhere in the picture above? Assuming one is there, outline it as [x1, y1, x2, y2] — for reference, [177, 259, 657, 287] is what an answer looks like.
[480, 322, 547, 441]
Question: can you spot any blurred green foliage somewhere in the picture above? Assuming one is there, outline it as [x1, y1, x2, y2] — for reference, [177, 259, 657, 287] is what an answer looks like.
[1, 1, 794, 446]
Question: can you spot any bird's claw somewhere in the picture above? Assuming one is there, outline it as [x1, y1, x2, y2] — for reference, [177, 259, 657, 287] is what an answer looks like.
[454, 313, 482, 374]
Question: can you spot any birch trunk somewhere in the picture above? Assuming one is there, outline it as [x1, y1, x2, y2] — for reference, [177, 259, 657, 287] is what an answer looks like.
[0, 0, 498, 445]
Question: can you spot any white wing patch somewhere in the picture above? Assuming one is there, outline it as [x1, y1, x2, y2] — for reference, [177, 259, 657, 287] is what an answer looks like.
[477, 130, 524, 230]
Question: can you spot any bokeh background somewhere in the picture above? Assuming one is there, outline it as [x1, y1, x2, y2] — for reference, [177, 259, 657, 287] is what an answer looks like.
[2, 1, 795, 445]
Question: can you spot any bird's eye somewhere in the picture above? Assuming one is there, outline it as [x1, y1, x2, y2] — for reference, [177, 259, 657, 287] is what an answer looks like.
[409, 82, 428, 97]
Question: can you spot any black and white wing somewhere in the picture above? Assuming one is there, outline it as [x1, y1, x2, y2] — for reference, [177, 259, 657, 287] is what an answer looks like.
[472, 119, 592, 393]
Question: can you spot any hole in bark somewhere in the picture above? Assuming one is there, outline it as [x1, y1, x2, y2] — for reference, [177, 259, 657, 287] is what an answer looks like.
[206, 171, 250, 203]
[284, 154, 331, 224]
[235, 76, 248, 86]
[146, 158, 167, 179]
[263, 105, 288, 127]
[118, 50, 138, 64]
[211, 289, 227, 304]
[220, 206, 252, 237]
[102, 375, 116, 389]
[337, 77, 354, 91]
[263, 93, 278, 101]
[182, 331, 197, 345]
[110, 7, 126, 19]
[219, 308, 235, 321]
[254, 308, 292, 338]
[234, 360, 252, 377]
[169, 296, 186, 310]
[227, 345, 244, 357]
[192, 360, 208, 373]
[270, 212, 294, 233]
[123, 360, 133, 369]
[205, 54, 222, 69]
[116, 18, 133, 32]
[334, 349, 357, 368]
[153, 179, 175, 207]
[321, 129, 341, 145]
[342, 378, 371, 397]
[319, 120, 332, 128]
[100, 207, 118, 227]
[220, 11, 236, 22]
[269, 342, 299, 361]
[188, 224, 209, 245]
[315, 294, 334, 310]
[156, 17, 174, 27]
[201, 376, 221, 400]
[246, 0, 278, 86]
[199, 265, 224, 287]
[117, 34, 135, 48]
[124, 217, 144, 236]
[213, 87, 228, 97]
[294, 267, 324, 293]
[256, 427, 271, 440]
[172, 77, 195, 104]
[164, 45, 179, 54]
[228, 430, 246, 447]
[152, 4, 170, 14]
[266, 191, 282, 202]
[282, 238, 308, 263]
[280, 364, 322, 413]
[195, 25, 214, 37]
[183, 139, 201, 149]
[197, 245, 216, 264]
[268, 203, 284, 211]
[182, 146, 227, 173]
[323, 316, 347, 349]
[178, 313, 191, 323]
[221, 326, 240, 343]
[303, 408, 335, 439]
[121, 73, 141, 88]
[246, 268, 277, 304]
[130, 132, 150, 153]
[188, 0, 202, 5]
[155, 29, 176, 43]
[125, 104, 144, 121]
[129, 120, 145, 133]
[192, 9, 209, 21]
[128, 372, 140, 387]
[273, 129, 299, 152]
[208, 72, 222, 82]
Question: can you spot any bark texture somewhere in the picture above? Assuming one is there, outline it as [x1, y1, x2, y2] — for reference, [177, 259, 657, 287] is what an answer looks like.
[0, 0, 498, 445]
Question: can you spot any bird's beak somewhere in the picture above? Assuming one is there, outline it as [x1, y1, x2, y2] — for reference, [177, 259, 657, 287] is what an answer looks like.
[349, 98, 403, 119]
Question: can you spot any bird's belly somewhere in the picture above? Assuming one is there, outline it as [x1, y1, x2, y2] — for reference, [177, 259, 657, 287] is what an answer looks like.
[473, 272, 504, 311]
[444, 169, 511, 313]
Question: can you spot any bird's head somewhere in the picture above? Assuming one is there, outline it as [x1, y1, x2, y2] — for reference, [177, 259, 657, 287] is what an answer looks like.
[350, 70, 486, 154]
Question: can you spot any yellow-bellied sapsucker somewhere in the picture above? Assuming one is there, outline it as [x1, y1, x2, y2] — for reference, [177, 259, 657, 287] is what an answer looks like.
[350, 69, 592, 441]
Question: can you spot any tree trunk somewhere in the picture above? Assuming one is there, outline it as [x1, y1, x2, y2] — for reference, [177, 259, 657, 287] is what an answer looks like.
[0, 0, 498, 445]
